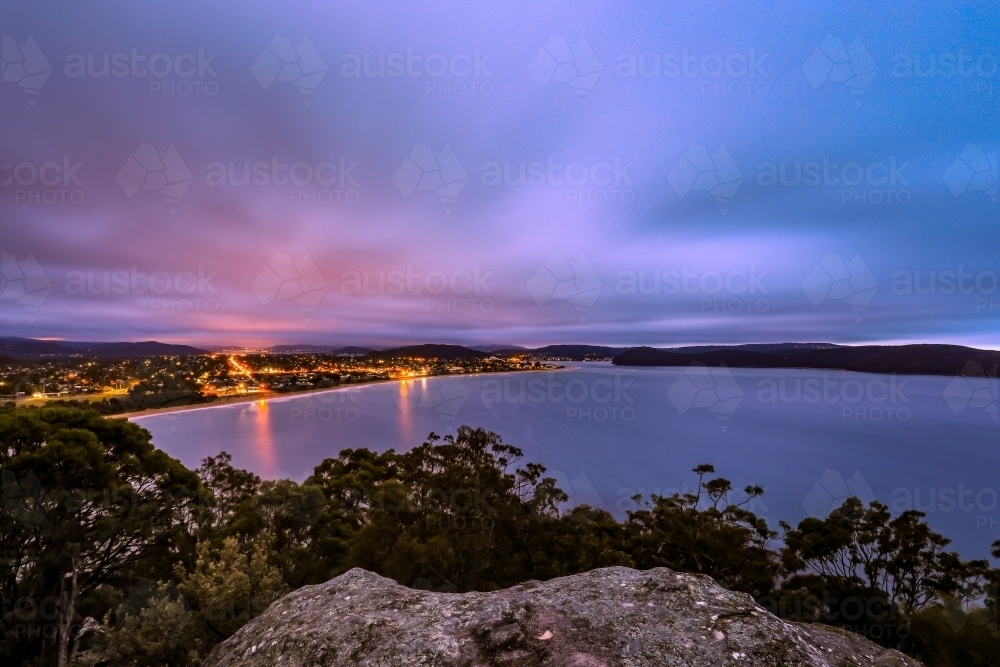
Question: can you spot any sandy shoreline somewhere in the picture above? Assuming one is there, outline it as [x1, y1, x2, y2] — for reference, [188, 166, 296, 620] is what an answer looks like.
[119, 379, 394, 420]
[121, 365, 570, 421]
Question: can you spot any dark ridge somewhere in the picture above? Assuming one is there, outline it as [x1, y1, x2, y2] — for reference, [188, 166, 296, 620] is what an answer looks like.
[0, 337, 207, 359]
[267, 344, 343, 353]
[529, 345, 629, 359]
[469, 344, 529, 353]
[365, 344, 489, 361]
[670, 342, 843, 354]
[264, 345, 374, 355]
[613, 344, 1000, 377]
[334, 346, 375, 356]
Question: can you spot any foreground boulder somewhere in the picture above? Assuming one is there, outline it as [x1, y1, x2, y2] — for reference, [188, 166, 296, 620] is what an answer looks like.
[204, 567, 921, 667]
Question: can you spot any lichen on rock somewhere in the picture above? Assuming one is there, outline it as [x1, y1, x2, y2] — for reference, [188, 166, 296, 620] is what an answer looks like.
[202, 566, 922, 667]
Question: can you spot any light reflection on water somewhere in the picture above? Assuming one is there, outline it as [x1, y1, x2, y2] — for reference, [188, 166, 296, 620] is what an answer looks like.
[133, 363, 1000, 560]
[238, 399, 275, 477]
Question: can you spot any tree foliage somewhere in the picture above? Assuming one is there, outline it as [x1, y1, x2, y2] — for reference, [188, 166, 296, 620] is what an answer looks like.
[1, 405, 996, 667]
[625, 464, 777, 598]
[0, 405, 200, 666]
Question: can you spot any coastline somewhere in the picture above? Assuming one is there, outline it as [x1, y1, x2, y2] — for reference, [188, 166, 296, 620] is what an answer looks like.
[122, 365, 570, 421]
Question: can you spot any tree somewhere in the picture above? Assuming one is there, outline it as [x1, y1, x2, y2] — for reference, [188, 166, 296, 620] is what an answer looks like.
[624, 464, 777, 598]
[779, 497, 993, 651]
[197, 453, 345, 588]
[781, 498, 989, 614]
[331, 427, 578, 592]
[101, 534, 286, 667]
[0, 405, 201, 666]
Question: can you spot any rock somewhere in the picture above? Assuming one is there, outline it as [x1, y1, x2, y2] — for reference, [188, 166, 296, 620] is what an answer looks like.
[203, 566, 922, 667]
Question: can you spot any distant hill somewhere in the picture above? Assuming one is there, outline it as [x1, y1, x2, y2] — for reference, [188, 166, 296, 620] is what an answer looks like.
[365, 344, 488, 361]
[267, 345, 374, 355]
[0, 337, 207, 359]
[530, 345, 629, 359]
[613, 344, 999, 376]
[334, 346, 374, 356]
[469, 344, 529, 353]
[268, 344, 342, 353]
[669, 343, 842, 354]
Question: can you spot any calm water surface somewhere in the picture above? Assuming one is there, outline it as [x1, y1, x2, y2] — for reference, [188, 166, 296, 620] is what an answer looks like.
[133, 363, 999, 559]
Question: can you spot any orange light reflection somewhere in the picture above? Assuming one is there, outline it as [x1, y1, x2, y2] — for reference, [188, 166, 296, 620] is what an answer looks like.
[252, 399, 276, 477]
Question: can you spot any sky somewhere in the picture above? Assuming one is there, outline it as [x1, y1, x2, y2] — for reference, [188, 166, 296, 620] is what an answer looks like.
[0, 0, 997, 349]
